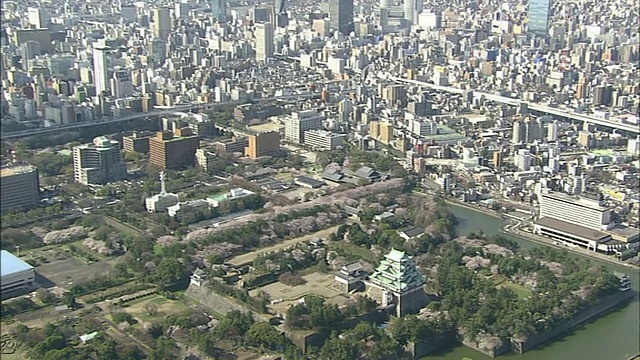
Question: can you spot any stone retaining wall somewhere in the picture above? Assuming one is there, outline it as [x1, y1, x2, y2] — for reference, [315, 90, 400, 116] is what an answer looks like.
[513, 290, 635, 354]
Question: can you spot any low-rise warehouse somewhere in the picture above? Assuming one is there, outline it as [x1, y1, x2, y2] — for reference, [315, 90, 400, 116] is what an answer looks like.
[294, 176, 325, 189]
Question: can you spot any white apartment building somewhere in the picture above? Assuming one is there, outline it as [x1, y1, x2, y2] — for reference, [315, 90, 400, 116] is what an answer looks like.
[284, 110, 324, 144]
[303, 130, 346, 150]
[538, 192, 611, 231]
[514, 149, 532, 171]
[408, 118, 437, 137]
[92, 46, 111, 95]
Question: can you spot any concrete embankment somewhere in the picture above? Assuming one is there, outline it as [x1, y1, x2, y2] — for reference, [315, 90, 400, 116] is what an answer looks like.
[513, 290, 636, 354]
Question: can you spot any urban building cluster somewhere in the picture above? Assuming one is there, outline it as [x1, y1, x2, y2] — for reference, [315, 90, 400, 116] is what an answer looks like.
[0, 0, 639, 357]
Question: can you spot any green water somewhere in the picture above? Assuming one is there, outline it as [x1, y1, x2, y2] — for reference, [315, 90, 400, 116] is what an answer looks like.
[422, 206, 640, 360]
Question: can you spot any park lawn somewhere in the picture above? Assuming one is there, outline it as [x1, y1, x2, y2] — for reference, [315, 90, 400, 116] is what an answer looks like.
[484, 274, 531, 299]
[500, 281, 532, 299]
[327, 242, 379, 264]
[125, 294, 192, 324]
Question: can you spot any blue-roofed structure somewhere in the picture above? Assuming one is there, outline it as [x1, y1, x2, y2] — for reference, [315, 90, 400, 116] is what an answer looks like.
[1, 250, 36, 298]
[1, 250, 33, 276]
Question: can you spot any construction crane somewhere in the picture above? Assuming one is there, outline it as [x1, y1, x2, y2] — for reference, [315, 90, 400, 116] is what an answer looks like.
[275, 0, 288, 28]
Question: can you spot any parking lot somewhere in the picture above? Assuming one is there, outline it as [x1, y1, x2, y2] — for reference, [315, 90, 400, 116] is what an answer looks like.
[36, 257, 114, 289]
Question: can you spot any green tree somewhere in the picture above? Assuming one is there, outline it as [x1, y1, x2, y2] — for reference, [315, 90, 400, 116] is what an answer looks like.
[62, 293, 77, 309]
[215, 311, 255, 339]
[153, 258, 186, 287]
[246, 322, 286, 350]
[319, 332, 358, 360]
[112, 312, 136, 324]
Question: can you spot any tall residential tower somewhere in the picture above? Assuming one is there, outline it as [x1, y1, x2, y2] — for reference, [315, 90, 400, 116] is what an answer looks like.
[92, 46, 111, 95]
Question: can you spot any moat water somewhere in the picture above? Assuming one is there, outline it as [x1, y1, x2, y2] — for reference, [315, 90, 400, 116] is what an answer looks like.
[421, 205, 640, 360]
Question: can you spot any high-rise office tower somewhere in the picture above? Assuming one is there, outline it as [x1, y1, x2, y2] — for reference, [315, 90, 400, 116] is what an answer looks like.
[252, 6, 273, 23]
[255, 22, 274, 61]
[73, 137, 128, 185]
[148, 39, 167, 67]
[527, 0, 552, 36]
[153, 7, 171, 40]
[92, 46, 111, 95]
[274, 0, 288, 27]
[175, 3, 190, 19]
[211, 0, 227, 21]
[329, 0, 354, 35]
[403, 0, 423, 24]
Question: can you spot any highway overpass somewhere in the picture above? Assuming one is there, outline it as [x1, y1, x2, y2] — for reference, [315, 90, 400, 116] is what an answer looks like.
[391, 77, 639, 134]
[0, 93, 319, 140]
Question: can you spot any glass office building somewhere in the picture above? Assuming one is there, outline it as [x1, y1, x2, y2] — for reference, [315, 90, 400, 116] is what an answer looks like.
[329, 0, 354, 35]
[527, 0, 552, 36]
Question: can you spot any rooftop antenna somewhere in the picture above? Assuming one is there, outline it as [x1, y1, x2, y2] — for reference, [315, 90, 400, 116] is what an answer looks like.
[159, 171, 167, 194]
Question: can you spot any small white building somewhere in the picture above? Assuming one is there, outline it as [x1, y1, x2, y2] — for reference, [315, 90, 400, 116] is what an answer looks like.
[167, 199, 212, 217]
[145, 171, 180, 213]
[208, 188, 255, 207]
[146, 192, 179, 213]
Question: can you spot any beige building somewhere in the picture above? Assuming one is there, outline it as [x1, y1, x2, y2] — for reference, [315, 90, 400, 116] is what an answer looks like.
[379, 121, 394, 144]
[245, 131, 280, 159]
[149, 129, 200, 170]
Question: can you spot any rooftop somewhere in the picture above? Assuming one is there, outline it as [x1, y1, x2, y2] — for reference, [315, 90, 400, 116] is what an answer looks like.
[1, 250, 34, 277]
[294, 176, 325, 187]
[0, 165, 37, 178]
[537, 217, 611, 242]
[541, 192, 610, 211]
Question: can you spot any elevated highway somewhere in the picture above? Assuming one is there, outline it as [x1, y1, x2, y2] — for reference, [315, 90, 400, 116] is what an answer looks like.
[391, 77, 639, 134]
[1, 93, 319, 140]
